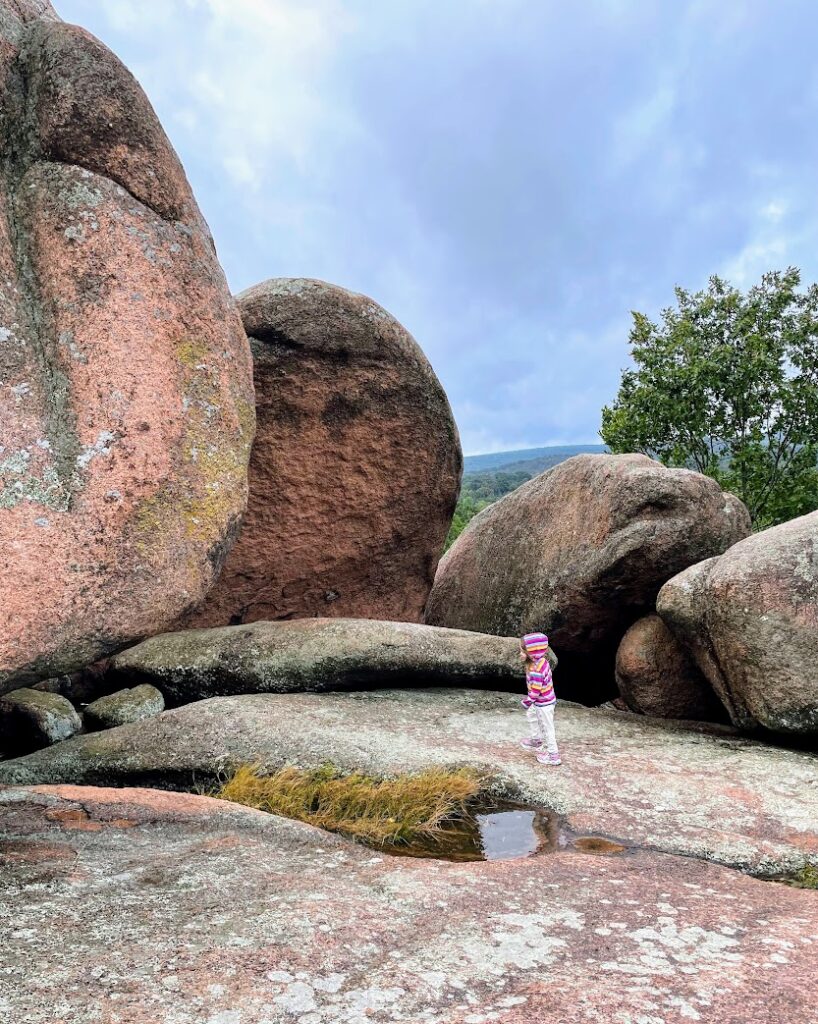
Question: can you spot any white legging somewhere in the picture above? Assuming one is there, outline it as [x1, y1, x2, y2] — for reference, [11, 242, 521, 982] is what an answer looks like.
[527, 703, 558, 754]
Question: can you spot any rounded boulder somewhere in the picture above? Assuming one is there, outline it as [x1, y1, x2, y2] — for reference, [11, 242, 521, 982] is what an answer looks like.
[0, 2, 254, 691]
[84, 684, 165, 730]
[184, 278, 461, 627]
[0, 686, 81, 754]
[425, 454, 750, 698]
[615, 614, 726, 722]
[657, 511, 818, 735]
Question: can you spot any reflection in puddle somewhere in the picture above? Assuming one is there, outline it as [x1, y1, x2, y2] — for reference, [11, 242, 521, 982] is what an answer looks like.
[355, 801, 630, 864]
[376, 800, 560, 862]
[477, 808, 544, 860]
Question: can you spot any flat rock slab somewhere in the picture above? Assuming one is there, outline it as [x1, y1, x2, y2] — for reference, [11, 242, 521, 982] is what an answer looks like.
[2, 690, 816, 875]
[107, 619, 537, 704]
[1, 784, 817, 1023]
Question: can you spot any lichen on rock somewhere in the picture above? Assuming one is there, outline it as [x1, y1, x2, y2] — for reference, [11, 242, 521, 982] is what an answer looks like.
[0, 1, 254, 692]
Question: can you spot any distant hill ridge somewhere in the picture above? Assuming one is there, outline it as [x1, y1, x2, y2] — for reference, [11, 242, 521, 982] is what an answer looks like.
[464, 444, 608, 476]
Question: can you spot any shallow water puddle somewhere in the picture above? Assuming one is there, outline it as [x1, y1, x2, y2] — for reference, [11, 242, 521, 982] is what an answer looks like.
[370, 803, 632, 863]
[375, 800, 561, 862]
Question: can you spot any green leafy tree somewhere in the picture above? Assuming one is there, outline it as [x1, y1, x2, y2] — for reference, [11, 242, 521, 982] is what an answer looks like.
[444, 494, 490, 550]
[601, 268, 818, 528]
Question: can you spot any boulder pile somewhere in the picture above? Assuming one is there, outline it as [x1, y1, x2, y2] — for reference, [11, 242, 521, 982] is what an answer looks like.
[0, 6, 816, 1022]
[426, 454, 750, 699]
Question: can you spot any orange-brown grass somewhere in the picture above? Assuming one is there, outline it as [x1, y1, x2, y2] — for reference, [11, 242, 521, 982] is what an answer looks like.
[214, 762, 483, 846]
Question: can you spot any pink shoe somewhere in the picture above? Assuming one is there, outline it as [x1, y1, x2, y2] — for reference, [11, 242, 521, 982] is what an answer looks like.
[519, 737, 543, 752]
[536, 751, 562, 766]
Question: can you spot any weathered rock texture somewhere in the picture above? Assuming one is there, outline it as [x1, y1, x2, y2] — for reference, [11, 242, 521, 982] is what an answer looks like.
[3, 688, 816, 876]
[183, 278, 461, 629]
[0, 1, 255, 692]
[0, 686, 80, 753]
[4, 782, 818, 1024]
[2, 783, 817, 1024]
[425, 454, 750, 698]
[658, 511, 818, 735]
[108, 619, 539, 705]
[615, 614, 726, 722]
[84, 684, 164, 730]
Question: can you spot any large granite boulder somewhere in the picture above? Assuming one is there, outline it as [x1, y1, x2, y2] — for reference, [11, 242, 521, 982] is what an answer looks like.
[0, 1, 255, 692]
[182, 278, 461, 629]
[658, 511, 818, 735]
[4, 783, 817, 1023]
[0, 686, 80, 754]
[615, 614, 726, 722]
[425, 454, 750, 697]
[107, 618, 535, 705]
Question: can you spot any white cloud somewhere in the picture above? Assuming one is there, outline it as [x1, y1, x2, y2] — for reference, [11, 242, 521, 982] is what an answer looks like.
[761, 199, 787, 223]
[722, 236, 788, 288]
[720, 197, 805, 288]
[55, 0, 818, 455]
[72, 0, 357, 190]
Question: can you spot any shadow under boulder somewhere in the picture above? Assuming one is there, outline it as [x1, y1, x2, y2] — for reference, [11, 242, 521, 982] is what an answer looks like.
[0, 687, 81, 756]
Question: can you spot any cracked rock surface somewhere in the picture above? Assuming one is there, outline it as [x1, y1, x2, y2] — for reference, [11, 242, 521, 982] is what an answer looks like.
[1, 782, 817, 1023]
[2, 688, 816, 876]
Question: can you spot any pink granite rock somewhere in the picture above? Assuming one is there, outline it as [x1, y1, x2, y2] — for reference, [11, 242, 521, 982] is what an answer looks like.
[658, 511, 818, 734]
[5, 688, 817, 877]
[182, 278, 461, 628]
[426, 454, 750, 698]
[0, 2, 254, 691]
[1, 783, 817, 1023]
[615, 613, 726, 722]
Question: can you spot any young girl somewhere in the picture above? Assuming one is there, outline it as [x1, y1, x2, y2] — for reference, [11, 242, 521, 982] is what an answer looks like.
[518, 632, 561, 766]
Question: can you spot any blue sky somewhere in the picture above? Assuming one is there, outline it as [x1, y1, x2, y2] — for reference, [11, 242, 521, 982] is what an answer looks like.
[57, 0, 818, 454]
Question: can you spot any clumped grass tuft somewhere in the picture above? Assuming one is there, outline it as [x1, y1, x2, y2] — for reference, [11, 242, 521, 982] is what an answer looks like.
[786, 864, 818, 889]
[214, 762, 483, 846]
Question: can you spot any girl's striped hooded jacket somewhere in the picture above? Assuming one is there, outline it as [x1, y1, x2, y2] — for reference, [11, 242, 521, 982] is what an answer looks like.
[522, 632, 555, 706]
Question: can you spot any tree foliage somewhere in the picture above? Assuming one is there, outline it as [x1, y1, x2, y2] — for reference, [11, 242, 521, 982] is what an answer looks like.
[444, 494, 491, 550]
[461, 469, 531, 502]
[601, 268, 818, 528]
